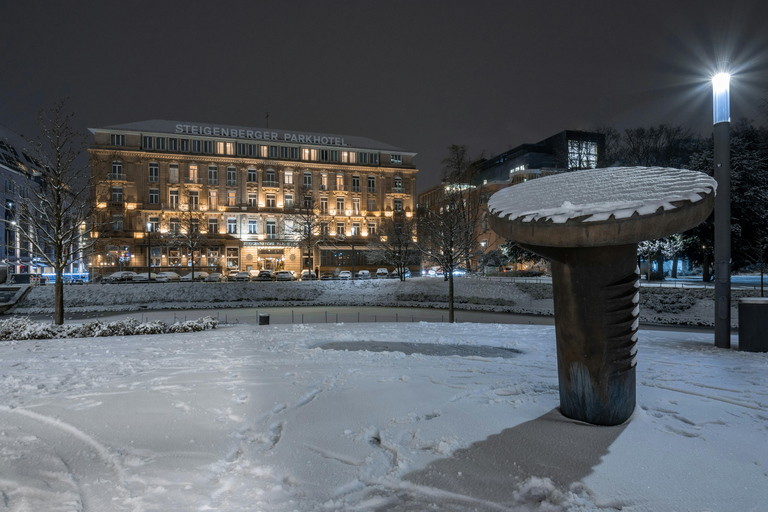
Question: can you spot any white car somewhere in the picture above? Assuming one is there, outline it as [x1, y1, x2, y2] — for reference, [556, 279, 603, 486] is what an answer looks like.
[275, 270, 293, 281]
[233, 271, 251, 282]
[155, 271, 181, 282]
[338, 270, 352, 280]
[300, 270, 316, 280]
[180, 271, 210, 281]
[375, 268, 389, 279]
[132, 272, 157, 282]
[102, 271, 137, 283]
[204, 272, 226, 282]
[356, 270, 371, 279]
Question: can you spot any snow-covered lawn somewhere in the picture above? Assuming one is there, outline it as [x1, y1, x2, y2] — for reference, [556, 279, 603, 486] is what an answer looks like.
[0, 321, 765, 511]
[16, 277, 757, 326]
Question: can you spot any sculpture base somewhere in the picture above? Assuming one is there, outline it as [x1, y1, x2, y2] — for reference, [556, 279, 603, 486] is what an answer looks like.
[525, 243, 639, 426]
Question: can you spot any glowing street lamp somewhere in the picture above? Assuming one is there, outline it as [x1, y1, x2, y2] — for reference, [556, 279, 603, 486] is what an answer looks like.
[712, 72, 731, 349]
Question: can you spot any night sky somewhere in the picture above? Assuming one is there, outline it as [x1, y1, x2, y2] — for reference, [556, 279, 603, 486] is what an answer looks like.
[2, 1, 767, 190]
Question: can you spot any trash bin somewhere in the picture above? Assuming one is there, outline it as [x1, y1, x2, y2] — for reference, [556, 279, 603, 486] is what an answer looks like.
[258, 313, 270, 325]
[738, 298, 768, 352]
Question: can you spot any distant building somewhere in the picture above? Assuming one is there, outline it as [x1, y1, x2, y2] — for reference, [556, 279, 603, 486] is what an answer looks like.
[0, 125, 46, 277]
[88, 120, 418, 276]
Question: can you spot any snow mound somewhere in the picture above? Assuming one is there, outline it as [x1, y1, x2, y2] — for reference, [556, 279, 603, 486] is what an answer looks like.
[488, 167, 716, 224]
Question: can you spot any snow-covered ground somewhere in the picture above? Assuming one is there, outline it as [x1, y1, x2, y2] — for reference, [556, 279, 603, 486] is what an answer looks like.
[14, 277, 758, 327]
[1, 321, 766, 511]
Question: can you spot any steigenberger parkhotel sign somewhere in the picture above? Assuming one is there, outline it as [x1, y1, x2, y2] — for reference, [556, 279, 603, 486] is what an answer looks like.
[175, 124, 348, 146]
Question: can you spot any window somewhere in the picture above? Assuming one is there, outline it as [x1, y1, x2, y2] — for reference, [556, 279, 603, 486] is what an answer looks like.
[330, 150, 339, 162]
[341, 151, 356, 164]
[227, 167, 237, 186]
[216, 141, 224, 154]
[290, 147, 299, 160]
[336, 222, 345, 236]
[237, 142, 246, 156]
[149, 188, 159, 204]
[247, 168, 258, 183]
[352, 175, 360, 192]
[269, 145, 278, 158]
[188, 164, 199, 183]
[266, 220, 276, 239]
[303, 195, 312, 209]
[169, 189, 179, 208]
[209, 190, 218, 208]
[189, 190, 199, 210]
[149, 217, 159, 232]
[191, 218, 199, 233]
[266, 194, 276, 208]
[208, 217, 218, 234]
[393, 198, 403, 212]
[390, 154, 402, 164]
[248, 144, 258, 157]
[302, 148, 318, 161]
[248, 219, 258, 234]
[112, 215, 123, 231]
[280, 146, 290, 159]
[351, 222, 360, 236]
[284, 219, 294, 236]
[303, 172, 312, 188]
[320, 149, 329, 161]
[110, 134, 125, 146]
[208, 166, 218, 185]
[370, 153, 379, 165]
[320, 173, 328, 191]
[359, 152, 368, 164]
[284, 194, 293, 209]
[170, 217, 180, 233]
[111, 160, 123, 179]
[567, 140, 598, 169]
[284, 170, 293, 184]
[227, 218, 237, 234]
[168, 138, 178, 151]
[367, 198, 376, 211]
[335, 174, 344, 191]
[336, 196, 345, 211]
[180, 139, 190, 152]
[394, 176, 402, 191]
[202, 140, 213, 154]
[368, 222, 376, 236]
[168, 248, 181, 266]
[320, 197, 328, 213]
[155, 137, 166, 150]
[111, 187, 123, 203]
[321, 222, 329, 236]
[265, 169, 276, 186]
[169, 164, 179, 183]
[227, 191, 236, 206]
[367, 176, 375, 193]
[259, 145, 268, 158]
[142, 136, 153, 149]
[353, 197, 360, 214]
[248, 192, 258, 207]
[192, 140, 201, 153]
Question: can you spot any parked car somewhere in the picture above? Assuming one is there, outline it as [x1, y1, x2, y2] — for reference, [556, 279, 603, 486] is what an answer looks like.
[356, 270, 371, 279]
[227, 269, 240, 279]
[132, 272, 157, 282]
[391, 269, 411, 279]
[155, 271, 181, 282]
[375, 268, 389, 279]
[180, 271, 210, 282]
[338, 270, 352, 280]
[300, 270, 317, 280]
[204, 272, 226, 282]
[275, 270, 293, 281]
[255, 270, 274, 281]
[233, 271, 251, 282]
[102, 271, 137, 283]
[320, 272, 336, 280]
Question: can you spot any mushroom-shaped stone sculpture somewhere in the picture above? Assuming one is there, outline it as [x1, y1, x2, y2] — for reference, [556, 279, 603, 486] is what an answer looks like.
[489, 167, 716, 426]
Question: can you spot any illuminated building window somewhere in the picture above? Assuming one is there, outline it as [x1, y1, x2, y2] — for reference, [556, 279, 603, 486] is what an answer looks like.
[189, 164, 198, 182]
[341, 151, 356, 163]
[216, 141, 224, 154]
[302, 148, 318, 161]
[248, 219, 258, 234]
[321, 173, 328, 191]
[227, 218, 237, 234]
[227, 191, 236, 206]
[567, 140, 598, 169]
[266, 220, 276, 239]
[390, 154, 402, 164]
[351, 222, 360, 236]
[259, 145, 268, 158]
[284, 170, 293, 184]
[353, 197, 360, 214]
[394, 176, 402, 191]
[335, 174, 344, 191]
[110, 134, 125, 146]
[209, 190, 217, 208]
[149, 188, 159, 204]
[208, 217, 218, 233]
[208, 166, 218, 185]
[169, 164, 179, 183]
[227, 167, 237, 186]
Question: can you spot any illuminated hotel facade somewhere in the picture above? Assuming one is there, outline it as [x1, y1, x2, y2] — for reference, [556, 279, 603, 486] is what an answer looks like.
[88, 120, 417, 276]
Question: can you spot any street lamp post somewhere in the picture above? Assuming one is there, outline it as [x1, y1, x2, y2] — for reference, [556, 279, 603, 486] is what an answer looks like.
[713, 72, 731, 349]
[147, 221, 152, 282]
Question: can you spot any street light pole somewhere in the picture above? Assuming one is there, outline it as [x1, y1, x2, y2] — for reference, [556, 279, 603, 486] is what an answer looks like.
[713, 72, 731, 349]
[147, 221, 152, 282]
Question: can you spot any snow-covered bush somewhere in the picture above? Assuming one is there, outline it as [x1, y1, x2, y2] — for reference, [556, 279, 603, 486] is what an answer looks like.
[0, 316, 218, 341]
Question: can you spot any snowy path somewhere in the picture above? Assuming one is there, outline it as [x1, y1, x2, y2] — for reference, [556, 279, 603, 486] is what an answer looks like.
[0, 323, 765, 511]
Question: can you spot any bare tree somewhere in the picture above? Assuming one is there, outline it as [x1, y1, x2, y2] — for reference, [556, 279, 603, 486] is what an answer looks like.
[367, 212, 418, 280]
[284, 182, 325, 275]
[160, 207, 210, 278]
[416, 144, 486, 322]
[4, 100, 99, 324]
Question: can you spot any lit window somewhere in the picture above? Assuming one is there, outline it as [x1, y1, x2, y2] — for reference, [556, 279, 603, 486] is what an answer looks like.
[260, 145, 268, 158]
[216, 141, 225, 154]
[302, 148, 318, 161]
[169, 164, 179, 183]
[335, 174, 344, 191]
[284, 170, 293, 184]
[227, 218, 237, 234]
[353, 197, 360, 214]
[209, 190, 217, 208]
[351, 222, 360, 236]
[394, 176, 402, 191]
[227, 191, 236, 206]
[188, 164, 198, 183]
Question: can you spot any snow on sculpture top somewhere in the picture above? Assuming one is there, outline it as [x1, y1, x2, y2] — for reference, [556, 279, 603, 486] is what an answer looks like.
[488, 167, 716, 248]
[488, 167, 716, 224]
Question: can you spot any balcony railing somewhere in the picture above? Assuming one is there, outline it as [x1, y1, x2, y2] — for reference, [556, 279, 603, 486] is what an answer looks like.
[108, 201, 124, 208]
[367, 187, 376, 193]
[208, 179, 218, 186]
[262, 180, 279, 188]
[107, 173, 126, 180]
[351, 186, 361, 192]
[392, 186, 404, 193]
[334, 184, 345, 191]
[185, 177, 202, 184]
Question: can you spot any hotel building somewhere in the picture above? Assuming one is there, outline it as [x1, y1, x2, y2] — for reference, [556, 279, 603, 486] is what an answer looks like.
[88, 120, 417, 276]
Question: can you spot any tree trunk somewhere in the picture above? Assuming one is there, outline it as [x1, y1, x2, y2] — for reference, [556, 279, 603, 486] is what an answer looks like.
[448, 271, 455, 323]
[703, 252, 711, 282]
[672, 255, 679, 278]
[54, 268, 64, 325]
[190, 248, 195, 281]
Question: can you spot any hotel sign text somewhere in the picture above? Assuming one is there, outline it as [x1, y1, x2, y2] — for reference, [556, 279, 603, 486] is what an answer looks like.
[175, 124, 347, 146]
